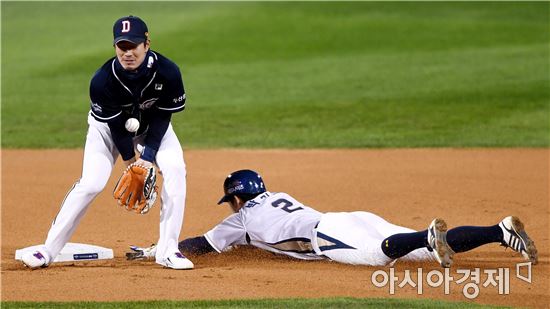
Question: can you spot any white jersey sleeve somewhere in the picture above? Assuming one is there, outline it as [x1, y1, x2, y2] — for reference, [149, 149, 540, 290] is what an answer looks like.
[204, 213, 248, 253]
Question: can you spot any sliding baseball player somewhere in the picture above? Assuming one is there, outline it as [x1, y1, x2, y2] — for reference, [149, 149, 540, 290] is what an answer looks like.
[127, 170, 538, 268]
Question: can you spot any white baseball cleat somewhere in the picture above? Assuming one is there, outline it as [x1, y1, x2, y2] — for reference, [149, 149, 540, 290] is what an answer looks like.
[157, 252, 194, 270]
[427, 218, 454, 268]
[499, 216, 538, 264]
[21, 250, 49, 269]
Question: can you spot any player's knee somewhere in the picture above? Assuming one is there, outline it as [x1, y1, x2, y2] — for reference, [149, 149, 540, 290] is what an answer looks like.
[159, 162, 186, 180]
[77, 178, 108, 195]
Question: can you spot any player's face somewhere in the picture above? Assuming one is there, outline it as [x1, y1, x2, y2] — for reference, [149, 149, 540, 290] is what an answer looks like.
[115, 41, 150, 71]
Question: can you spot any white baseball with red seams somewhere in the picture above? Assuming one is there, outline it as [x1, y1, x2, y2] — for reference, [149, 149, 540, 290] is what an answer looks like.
[125, 118, 140, 132]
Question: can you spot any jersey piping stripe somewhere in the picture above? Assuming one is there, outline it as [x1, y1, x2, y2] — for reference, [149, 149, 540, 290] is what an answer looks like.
[157, 102, 185, 111]
[90, 110, 122, 121]
[265, 237, 314, 253]
[111, 60, 133, 96]
[140, 71, 157, 98]
[268, 237, 311, 245]
[316, 232, 356, 251]
[151, 51, 159, 61]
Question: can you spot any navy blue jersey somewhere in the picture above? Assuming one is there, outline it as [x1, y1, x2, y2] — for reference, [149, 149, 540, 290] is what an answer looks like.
[89, 50, 186, 161]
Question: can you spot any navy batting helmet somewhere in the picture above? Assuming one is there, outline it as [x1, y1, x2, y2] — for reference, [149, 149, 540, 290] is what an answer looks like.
[217, 169, 266, 204]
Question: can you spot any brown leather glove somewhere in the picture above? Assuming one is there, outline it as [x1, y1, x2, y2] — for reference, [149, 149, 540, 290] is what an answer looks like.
[113, 163, 158, 214]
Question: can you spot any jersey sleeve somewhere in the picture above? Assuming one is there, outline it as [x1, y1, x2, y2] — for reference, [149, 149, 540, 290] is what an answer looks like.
[178, 236, 216, 255]
[204, 213, 248, 253]
[89, 69, 123, 122]
[156, 64, 186, 113]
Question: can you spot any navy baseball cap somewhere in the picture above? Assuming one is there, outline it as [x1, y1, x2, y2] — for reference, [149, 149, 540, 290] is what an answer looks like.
[113, 16, 149, 45]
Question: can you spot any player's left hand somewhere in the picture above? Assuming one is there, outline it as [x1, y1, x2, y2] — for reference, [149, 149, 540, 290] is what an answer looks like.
[126, 244, 157, 260]
[113, 163, 158, 214]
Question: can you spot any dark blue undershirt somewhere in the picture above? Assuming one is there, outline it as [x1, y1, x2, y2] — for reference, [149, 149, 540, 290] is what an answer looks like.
[178, 236, 216, 255]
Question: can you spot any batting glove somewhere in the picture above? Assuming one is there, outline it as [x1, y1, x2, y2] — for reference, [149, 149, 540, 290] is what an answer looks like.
[126, 244, 157, 260]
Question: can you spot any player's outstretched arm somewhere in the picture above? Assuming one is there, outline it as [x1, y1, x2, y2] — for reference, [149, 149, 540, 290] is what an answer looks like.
[179, 236, 216, 255]
[126, 236, 216, 261]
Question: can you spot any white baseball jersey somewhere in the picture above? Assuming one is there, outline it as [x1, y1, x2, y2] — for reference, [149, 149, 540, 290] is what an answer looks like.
[205, 192, 324, 260]
[205, 191, 435, 266]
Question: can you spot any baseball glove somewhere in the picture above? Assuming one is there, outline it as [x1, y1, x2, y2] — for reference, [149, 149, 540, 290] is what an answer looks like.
[113, 163, 158, 214]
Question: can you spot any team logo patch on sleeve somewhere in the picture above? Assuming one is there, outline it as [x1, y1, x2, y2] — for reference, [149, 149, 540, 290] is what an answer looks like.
[139, 97, 159, 110]
[91, 102, 103, 113]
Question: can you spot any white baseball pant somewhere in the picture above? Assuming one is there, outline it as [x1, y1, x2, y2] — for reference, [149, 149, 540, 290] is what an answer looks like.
[312, 211, 435, 266]
[42, 113, 187, 265]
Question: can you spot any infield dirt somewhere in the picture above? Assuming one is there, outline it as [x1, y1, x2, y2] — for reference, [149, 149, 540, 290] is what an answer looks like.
[1, 149, 548, 308]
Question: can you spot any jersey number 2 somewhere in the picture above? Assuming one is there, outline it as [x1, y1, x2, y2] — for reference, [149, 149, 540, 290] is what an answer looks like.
[271, 198, 303, 213]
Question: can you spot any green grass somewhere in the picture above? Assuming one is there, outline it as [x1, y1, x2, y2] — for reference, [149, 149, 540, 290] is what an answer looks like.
[1, 297, 512, 308]
[2, 2, 549, 148]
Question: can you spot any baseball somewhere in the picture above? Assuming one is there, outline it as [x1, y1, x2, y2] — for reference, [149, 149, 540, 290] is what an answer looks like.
[125, 118, 140, 133]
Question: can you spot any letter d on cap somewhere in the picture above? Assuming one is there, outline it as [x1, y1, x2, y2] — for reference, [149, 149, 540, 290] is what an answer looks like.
[122, 20, 130, 33]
